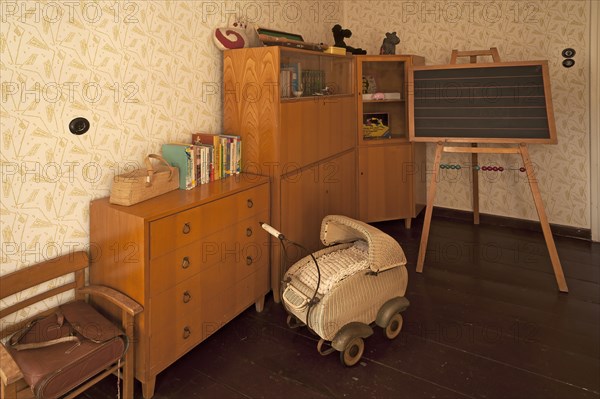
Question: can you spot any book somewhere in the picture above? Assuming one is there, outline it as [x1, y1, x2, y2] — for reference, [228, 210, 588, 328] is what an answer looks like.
[192, 133, 242, 180]
[161, 143, 196, 189]
[192, 133, 221, 180]
[222, 134, 242, 174]
[280, 68, 293, 98]
[194, 144, 214, 183]
[281, 63, 302, 94]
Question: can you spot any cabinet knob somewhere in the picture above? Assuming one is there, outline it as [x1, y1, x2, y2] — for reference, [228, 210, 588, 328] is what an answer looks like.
[183, 291, 192, 303]
[181, 256, 190, 269]
[247, 199, 253, 208]
[246, 256, 253, 266]
[183, 326, 191, 339]
[246, 227, 253, 237]
[182, 223, 191, 234]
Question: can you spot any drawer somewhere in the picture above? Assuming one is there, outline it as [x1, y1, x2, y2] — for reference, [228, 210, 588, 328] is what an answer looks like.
[149, 265, 269, 372]
[149, 210, 270, 294]
[150, 271, 205, 339]
[149, 259, 269, 340]
[232, 264, 269, 316]
[150, 183, 269, 258]
[149, 306, 204, 373]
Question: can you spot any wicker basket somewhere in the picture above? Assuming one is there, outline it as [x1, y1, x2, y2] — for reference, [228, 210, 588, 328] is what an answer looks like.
[109, 154, 179, 206]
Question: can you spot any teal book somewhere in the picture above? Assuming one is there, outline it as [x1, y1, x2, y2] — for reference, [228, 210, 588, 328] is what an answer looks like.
[161, 143, 195, 190]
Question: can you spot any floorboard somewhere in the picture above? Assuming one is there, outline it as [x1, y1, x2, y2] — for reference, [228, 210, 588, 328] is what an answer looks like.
[80, 214, 600, 399]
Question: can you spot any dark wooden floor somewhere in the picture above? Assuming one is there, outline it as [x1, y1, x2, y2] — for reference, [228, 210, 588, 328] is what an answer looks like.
[82, 214, 600, 399]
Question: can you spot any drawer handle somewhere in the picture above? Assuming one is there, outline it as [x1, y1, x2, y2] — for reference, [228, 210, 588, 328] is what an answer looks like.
[247, 199, 253, 208]
[182, 223, 191, 234]
[183, 326, 191, 339]
[183, 291, 192, 303]
[181, 256, 190, 269]
[246, 227, 253, 237]
[246, 256, 253, 266]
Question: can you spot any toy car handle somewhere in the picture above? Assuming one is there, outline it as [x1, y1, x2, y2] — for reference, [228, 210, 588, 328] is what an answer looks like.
[260, 222, 285, 240]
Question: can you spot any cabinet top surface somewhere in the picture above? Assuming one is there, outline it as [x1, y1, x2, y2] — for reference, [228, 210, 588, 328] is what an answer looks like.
[225, 46, 354, 59]
[92, 174, 269, 220]
[355, 54, 425, 62]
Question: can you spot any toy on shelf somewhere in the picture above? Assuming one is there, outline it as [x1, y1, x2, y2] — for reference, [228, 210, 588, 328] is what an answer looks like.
[332, 24, 367, 55]
[380, 32, 400, 55]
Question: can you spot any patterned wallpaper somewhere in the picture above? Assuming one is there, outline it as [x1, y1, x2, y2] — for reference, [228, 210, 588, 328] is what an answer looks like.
[344, 0, 590, 228]
[0, 0, 591, 324]
[0, 0, 342, 322]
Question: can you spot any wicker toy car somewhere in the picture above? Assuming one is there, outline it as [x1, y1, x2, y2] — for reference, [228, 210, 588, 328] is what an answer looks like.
[277, 215, 409, 366]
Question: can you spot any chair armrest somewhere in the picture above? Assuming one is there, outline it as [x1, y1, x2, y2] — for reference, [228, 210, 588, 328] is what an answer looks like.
[0, 344, 23, 386]
[79, 285, 143, 317]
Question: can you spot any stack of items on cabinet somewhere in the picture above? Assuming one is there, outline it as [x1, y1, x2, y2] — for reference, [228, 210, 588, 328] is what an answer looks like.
[161, 133, 241, 190]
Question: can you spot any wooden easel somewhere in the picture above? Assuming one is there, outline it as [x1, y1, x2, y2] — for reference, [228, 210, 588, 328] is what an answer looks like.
[415, 48, 569, 293]
[451, 47, 501, 224]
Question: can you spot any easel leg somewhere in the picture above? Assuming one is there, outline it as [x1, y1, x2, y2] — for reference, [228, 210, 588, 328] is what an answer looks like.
[472, 145, 480, 225]
[519, 144, 568, 292]
[417, 143, 444, 273]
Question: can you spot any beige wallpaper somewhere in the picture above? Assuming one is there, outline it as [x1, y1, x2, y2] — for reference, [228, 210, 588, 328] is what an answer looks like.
[0, 0, 342, 322]
[0, 0, 592, 324]
[344, 0, 590, 228]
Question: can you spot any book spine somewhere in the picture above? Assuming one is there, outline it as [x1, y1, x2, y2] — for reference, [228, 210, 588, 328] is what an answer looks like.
[214, 136, 221, 180]
[194, 145, 201, 186]
[186, 146, 195, 189]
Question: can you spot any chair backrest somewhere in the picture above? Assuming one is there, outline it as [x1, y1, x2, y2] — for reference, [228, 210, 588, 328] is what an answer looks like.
[0, 251, 89, 340]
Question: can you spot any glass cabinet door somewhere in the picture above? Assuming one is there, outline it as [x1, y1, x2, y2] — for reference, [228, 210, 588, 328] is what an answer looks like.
[279, 48, 353, 100]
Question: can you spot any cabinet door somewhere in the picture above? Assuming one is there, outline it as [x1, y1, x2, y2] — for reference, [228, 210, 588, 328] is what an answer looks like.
[319, 96, 356, 160]
[280, 150, 357, 265]
[281, 100, 321, 169]
[358, 144, 414, 222]
[281, 96, 356, 172]
[280, 163, 323, 258]
[322, 149, 357, 219]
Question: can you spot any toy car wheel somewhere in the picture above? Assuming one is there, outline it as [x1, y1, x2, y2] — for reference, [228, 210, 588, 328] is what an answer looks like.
[340, 337, 364, 367]
[384, 313, 403, 340]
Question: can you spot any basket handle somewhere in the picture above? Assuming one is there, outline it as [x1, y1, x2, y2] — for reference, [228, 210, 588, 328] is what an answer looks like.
[144, 154, 174, 186]
[282, 284, 310, 311]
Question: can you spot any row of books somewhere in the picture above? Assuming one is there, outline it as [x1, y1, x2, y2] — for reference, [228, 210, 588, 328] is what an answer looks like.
[161, 133, 241, 190]
[301, 69, 326, 97]
[280, 62, 301, 97]
[279, 63, 326, 98]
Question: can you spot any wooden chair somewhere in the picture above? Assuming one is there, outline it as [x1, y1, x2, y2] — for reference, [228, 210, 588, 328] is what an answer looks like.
[0, 251, 142, 398]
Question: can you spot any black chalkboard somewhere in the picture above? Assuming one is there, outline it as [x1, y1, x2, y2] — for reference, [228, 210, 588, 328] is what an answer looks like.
[408, 61, 556, 143]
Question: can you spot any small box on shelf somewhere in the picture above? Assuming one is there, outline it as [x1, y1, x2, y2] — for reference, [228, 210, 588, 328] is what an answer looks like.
[362, 113, 391, 139]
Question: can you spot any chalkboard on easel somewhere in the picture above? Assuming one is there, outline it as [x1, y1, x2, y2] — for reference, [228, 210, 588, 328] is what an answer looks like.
[408, 61, 557, 143]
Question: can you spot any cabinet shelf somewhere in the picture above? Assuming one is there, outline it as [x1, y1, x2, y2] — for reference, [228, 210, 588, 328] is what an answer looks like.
[364, 135, 410, 143]
[282, 93, 355, 102]
[363, 99, 405, 103]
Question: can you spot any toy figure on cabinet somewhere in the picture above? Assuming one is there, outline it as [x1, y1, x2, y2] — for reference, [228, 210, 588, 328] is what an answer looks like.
[380, 32, 400, 55]
[332, 24, 367, 55]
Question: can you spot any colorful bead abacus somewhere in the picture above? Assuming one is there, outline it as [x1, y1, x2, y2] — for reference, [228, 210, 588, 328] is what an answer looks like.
[439, 164, 527, 172]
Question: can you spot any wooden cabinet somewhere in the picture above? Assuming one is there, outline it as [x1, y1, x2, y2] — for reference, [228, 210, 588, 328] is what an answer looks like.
[355, 55, 427, 225]
[89, 175, 270, 399]
[223, 47, 357, 301]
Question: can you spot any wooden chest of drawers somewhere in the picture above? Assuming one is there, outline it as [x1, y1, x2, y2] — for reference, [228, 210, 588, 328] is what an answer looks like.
[89, 175, 270, 398]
